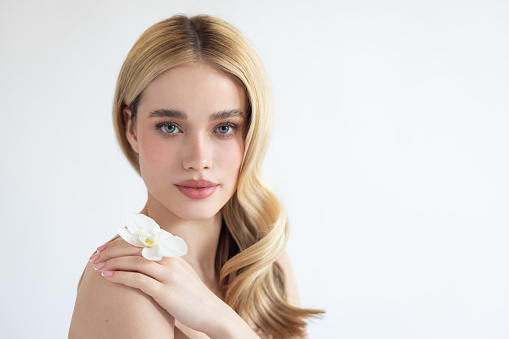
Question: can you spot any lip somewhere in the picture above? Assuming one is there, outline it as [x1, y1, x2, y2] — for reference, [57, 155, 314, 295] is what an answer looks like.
[176, 180, 218, 188]
[175, 180, 219, 200]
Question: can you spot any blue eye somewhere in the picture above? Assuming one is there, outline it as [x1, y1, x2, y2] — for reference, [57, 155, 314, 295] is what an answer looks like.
[215, 124, 235, 135]
[160, 124, 180, 134]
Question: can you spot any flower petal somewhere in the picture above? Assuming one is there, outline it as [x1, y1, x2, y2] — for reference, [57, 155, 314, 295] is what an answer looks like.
[156, 236, 188, 257]
[118, 227, 144, 247]
[125, 213, 160, 234]
[142, 246, 163, 261]
[158, 229, 175, 240]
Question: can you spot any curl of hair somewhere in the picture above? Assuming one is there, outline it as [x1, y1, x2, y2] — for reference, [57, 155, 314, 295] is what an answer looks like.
[112, 14, 322, 338]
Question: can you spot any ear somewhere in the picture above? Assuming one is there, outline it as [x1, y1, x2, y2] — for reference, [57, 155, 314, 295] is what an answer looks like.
[123, 107, 140, 153]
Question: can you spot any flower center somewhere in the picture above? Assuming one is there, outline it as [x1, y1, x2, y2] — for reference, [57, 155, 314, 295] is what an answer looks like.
[139, 229, 160, 248]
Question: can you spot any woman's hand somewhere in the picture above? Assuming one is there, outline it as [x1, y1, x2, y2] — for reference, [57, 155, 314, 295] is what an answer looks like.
[89, 237, 257, 338]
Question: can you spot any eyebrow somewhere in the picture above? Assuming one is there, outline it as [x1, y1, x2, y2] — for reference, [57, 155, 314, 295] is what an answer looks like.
[148, 108, 244, 121]
[209, 109, 244, 121]
[149, 109, 186, 119]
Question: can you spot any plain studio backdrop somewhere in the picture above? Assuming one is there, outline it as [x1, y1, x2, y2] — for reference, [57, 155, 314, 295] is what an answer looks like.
[1, 0, 508, 338]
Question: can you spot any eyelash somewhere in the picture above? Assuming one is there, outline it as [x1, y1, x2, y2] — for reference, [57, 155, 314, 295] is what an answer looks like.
[154, 121, 239, 138]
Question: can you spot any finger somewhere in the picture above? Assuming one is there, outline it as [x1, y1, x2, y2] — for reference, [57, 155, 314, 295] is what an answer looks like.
[97, 235, 123, 251]
[96, 256, 169, 283]
[102, 235, 129, 249]
[89, 235, 126, 260]
[90, 243, 143, 263]
[101, 270, 165, 299]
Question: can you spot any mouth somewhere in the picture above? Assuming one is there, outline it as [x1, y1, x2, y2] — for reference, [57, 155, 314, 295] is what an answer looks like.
[175, 180, 219, 200]
[176, 180, 218, 187]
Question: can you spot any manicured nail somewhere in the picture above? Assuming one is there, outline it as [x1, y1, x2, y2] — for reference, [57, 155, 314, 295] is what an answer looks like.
[101, 270, 113, 278]
[89, 253, 100, 262]
[94, 262, 106, 270]
[97, 244, 107, 252]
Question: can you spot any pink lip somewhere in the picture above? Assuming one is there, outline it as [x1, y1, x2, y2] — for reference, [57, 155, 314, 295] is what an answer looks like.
[175, 180, 219, 200]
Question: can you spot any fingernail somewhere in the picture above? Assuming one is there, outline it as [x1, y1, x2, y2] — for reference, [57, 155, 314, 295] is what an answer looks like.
[89, 253, 100, 262]
[101, 270, 113, 278]
[94, 262, 106, 270]
[97, 244, 107, 252]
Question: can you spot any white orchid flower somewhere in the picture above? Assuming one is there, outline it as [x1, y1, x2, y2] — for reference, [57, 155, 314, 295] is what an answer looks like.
[118, 213, 188, 261]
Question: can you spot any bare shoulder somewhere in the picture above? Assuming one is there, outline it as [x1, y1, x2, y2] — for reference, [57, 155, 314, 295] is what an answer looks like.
[276, 250, 301, 307]
[69, 247, 175, 338]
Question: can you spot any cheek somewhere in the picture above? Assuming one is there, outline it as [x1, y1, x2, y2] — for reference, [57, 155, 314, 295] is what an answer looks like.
[138, 134, 178, 173]
[217, 138, 244, 175]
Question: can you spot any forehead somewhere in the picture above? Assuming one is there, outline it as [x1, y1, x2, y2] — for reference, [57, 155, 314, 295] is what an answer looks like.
[138, 62, 248, 117]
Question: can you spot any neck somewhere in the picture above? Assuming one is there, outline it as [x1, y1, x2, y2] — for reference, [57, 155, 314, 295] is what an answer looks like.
[140, 193, 222, 281]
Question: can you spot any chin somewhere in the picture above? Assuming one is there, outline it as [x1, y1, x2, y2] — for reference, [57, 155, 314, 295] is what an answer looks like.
[171, 204, 223, 221]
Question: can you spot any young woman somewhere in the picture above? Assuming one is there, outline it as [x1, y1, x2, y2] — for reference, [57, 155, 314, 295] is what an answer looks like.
[69, 14, 322, 338]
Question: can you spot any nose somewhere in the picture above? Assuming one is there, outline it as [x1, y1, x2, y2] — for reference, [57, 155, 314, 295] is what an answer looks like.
[181, 133, 211, 171]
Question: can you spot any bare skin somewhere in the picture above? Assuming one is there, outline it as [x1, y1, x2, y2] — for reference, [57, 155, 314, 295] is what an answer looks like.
[68, 63, 301, 338]
[70, 236, 300, 338]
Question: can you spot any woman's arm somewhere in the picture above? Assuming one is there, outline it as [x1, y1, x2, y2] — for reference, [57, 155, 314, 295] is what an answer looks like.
[76, 237, 259, 339]
[70, 243, 300, 338]
[69, 261, 175, 339]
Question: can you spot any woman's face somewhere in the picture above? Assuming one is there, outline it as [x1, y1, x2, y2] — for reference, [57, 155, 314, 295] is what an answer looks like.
[124, 62, 248, 221]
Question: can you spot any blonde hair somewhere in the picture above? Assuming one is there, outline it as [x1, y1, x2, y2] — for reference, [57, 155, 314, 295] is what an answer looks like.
[113, 14, 322, 338]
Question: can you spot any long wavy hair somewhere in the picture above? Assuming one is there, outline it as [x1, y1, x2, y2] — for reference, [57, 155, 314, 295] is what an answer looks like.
[113, 14, 322, 338]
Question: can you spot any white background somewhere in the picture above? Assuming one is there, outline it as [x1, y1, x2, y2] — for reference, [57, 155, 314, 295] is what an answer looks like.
[1, 0, 508, 338]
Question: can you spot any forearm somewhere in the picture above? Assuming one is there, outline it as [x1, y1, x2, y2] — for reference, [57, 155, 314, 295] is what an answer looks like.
[206, 304, 259, 339]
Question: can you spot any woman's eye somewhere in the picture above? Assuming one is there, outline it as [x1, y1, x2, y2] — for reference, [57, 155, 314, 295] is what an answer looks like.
[160, 124, 180, 134]
[215, 124, 235, 135]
